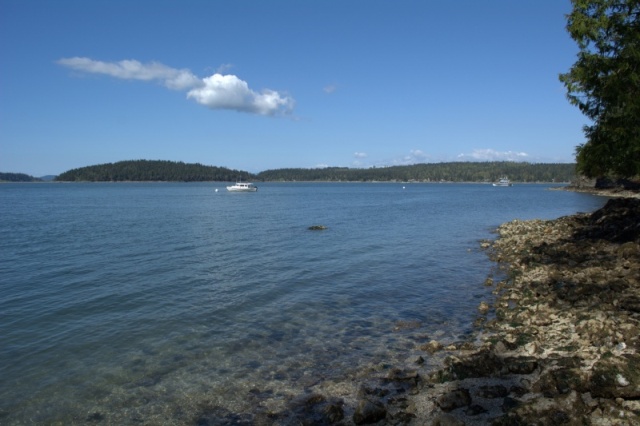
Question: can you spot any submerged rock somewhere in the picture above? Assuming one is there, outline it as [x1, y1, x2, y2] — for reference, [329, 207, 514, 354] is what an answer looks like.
[282, 393, 345, 425]
[353, 399, 386, 424]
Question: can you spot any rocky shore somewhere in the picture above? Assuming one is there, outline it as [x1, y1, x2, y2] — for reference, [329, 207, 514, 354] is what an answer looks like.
[237, 197, 640, 426]
[403, 196, 640, 425]
[194, 195, 639, 425]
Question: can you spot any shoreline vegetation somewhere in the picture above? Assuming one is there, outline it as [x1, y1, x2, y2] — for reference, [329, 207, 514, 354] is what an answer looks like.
[2, 160, 577, 183]
[235, 190, 639, 425]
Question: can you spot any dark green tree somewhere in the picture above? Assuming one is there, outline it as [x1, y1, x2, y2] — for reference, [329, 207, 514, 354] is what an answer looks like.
[559, 0, 640, 178]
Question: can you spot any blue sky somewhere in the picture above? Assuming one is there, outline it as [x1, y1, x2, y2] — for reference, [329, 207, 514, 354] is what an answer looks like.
[1, 0, 585, 176]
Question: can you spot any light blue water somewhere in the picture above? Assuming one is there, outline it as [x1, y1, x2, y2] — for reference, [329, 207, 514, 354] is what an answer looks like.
[0, 182, 605, 424]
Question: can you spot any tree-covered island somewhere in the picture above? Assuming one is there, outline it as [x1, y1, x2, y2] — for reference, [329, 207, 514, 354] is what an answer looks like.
[256, 162, 576, 183]
[54, 160, 254, 182]
[51, 160, 577, 183]
[0, 172, 43, 182]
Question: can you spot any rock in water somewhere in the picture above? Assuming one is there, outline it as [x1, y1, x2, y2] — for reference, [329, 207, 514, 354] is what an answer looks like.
[353, 399, 386, 424]
[436, 389, 472, 412]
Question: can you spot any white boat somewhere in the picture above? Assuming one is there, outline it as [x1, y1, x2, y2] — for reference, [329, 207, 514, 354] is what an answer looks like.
[226, 182, 258, 192]
[492, 177, 513, 187]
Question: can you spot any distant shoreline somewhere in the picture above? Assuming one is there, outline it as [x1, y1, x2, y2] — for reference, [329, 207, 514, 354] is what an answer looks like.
[562, 185, 640, 199]
[1, 180, 573, 185]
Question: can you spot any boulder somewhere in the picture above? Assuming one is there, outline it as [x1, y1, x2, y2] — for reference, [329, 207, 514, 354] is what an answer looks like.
[286, 393, 345, 425]
[436, 388, 472, 412]
[421, 340, 443, 354]
[590, 354, 640, 399]
[353, 399, 386, 424]
[432, 413, 466, 425]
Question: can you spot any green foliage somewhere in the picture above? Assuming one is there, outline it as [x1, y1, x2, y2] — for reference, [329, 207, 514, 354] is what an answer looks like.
[257, 162, 576, 182]
[559, 0, 640, 178]
[51, 160, 576, 183]
[0, 172, 42, 182]
[55, 160, 254, 182]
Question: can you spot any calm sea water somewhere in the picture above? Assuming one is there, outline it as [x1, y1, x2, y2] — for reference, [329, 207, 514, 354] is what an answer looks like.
[0, 182, 605, 424]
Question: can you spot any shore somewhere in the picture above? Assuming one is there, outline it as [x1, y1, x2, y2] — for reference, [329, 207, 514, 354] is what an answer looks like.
[561, 185, 640, 200]
[187, 188, 640, 425]
[238, 194, 639, 425]
[402, 196, 640, 425]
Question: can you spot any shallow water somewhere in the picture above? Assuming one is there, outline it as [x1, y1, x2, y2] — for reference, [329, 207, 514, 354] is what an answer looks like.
[0, 182, 605, 423]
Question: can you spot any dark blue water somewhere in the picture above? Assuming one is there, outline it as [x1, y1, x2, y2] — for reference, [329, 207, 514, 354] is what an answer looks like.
[0, 182, 605, 424]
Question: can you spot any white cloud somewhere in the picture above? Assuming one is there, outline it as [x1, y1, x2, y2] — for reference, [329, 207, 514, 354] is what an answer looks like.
[347, 149, 433, 169]
[457, 149, 529, 161]
[409, 149, 427, 161]
[57, 57, 200, 90]
[323, 84, 337, 94]
[187, 74, 294, 116]
[216, 63, 234, 74]
[57, 57, 294, 116]
[391, 149, 430, 165]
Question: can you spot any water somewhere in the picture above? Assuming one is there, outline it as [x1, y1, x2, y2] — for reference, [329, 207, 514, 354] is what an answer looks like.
[0, 182, 605, 424]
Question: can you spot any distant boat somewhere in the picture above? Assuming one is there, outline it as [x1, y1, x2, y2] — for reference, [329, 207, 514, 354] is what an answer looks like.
[226, 182, 258, 192]
[492, 177, 513, 187]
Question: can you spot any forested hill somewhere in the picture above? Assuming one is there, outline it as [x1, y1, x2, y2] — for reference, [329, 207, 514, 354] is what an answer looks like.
[0, 172, 42, 182]
[53, 160, 576, 182]
[55, 160, 254, 182]
[257, 162, 576, 183]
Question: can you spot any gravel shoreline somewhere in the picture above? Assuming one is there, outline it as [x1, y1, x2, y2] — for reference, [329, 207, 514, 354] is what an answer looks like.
[195, 193, 639, 425]
[402, 197, 640, 425]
